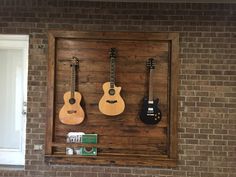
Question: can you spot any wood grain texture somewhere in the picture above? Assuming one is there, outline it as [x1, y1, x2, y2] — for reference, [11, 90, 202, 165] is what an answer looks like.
[46, 31, 179, 167]
[45, 154, 177, 167]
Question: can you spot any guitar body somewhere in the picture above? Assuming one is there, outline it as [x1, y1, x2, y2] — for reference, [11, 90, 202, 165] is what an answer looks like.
[139, 97, 162, 125]
[59, 91, 85, 125]
[99, 82, 125, 116]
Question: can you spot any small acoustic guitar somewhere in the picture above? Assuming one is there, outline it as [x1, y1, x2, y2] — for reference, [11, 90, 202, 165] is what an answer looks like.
[59, 57, 85, 125]
[99, 48, 125, 116]
[139, 58, 162, 125]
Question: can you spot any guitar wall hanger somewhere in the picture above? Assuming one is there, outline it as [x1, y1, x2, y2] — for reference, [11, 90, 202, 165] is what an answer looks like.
[58, 57, 80, 63]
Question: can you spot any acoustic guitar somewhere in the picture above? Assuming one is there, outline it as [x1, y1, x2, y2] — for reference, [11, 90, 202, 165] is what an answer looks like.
[59, 57, 85, 125]
[139, 58, 162, 125]
[98, 48, 125, 116]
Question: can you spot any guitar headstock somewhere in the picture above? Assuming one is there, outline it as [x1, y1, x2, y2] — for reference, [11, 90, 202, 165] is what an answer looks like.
[71, 57, 79, 67]
[109, 48, 117, 60]
[146, 58, 156, 69]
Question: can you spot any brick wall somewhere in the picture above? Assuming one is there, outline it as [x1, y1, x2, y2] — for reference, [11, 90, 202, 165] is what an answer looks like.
[0, 1, 235, 177]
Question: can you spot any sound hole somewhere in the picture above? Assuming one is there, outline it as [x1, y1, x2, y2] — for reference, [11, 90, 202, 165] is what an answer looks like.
[109, 89, 115, 95]
[69, 98, 76, 104]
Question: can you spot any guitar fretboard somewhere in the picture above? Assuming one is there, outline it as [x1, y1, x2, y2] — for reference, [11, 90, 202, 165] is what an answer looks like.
[109, 48, 116, 88]
[110, 57, 115, 88]
[71, 65, 75, 98]
[146, 58, 156, 102]
[70, 58, 78, 98]
[148, 69, 154, 102]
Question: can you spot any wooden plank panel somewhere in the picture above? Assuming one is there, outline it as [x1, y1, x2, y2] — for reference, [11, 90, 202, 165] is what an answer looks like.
[46, 31, 179, 167]
[52, 135, 167, 154]
[54, 38, 169, 155]
[54, 102, 169, 126]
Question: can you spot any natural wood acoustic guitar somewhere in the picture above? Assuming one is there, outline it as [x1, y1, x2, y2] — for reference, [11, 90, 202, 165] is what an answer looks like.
[139, 58, 162, 125]
[59, 57, 85, 125]
[99, 48, 125, 116]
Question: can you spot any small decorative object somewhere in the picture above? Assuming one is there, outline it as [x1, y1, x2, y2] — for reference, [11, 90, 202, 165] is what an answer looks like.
[66, 132, 85, 143]
[66, 132, 97, 156]
[66, 132, 85, 155]
[66, 147, 73, 155]
[81, 134, 98, 144]
[80, 134, 97, 156]
[80, 147, 97, 156]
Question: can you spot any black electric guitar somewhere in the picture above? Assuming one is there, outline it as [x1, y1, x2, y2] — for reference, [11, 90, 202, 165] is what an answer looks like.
[139, 58, 162, 125]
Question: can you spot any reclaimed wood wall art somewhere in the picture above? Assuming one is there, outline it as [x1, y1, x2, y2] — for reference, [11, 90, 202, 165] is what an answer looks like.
[45, 31, 179, 167]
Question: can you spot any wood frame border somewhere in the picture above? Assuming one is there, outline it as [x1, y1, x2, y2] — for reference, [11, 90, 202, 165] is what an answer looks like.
[45, 31, 179, 167]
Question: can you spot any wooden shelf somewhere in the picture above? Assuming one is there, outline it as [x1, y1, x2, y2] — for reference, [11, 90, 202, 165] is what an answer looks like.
[48, 152, 169, 158]
[45, 154, 176, 167]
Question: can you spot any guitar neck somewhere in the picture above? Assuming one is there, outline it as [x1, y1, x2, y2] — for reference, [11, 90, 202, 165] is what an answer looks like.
[148, 69, 154, 102]
[71, 65, 76, 97]
[110, 57, 115, 88]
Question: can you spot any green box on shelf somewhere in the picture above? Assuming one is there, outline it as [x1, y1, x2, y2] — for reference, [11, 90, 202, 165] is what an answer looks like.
[81, 134, 97, 144]
[80, 147, 97, 156]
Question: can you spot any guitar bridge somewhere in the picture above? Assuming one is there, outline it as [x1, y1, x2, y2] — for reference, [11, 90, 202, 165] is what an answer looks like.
[67, 110, 77, 114]
[106, 100, 117, 104]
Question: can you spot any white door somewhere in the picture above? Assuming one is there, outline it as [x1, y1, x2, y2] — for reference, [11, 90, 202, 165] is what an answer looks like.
[0, 35, 28, 165]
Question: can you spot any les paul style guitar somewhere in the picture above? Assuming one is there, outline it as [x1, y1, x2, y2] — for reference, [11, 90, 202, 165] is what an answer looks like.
[139, 58, 162, 125]
[99, 48, 125, 116]
[59, 57, 85, 125]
